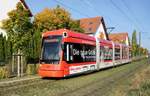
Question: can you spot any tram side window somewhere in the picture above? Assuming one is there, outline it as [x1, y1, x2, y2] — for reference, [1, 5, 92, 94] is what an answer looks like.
[63, 43, 96, 63]
[122, 47, 124, 59]
[63, 43, 74, 62]
[115, 48, 120, 60]
[100, 46, 104, 61]
[84, 45, 96, 62]
[122, 47, 125, 59]
[122, 47, 128, 59]
[100, 46, 113, 61]
[107, 48, 113, 60]
[129, 49, 132, 59]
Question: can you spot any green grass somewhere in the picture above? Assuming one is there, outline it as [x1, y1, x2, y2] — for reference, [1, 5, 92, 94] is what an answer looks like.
[128, 81, 150, 96]
[110, 58, 150, 96]
[127, 69, 150, 96]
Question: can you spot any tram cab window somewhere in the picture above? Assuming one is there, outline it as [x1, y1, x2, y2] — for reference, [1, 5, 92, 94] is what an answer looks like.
[41, 36, 62, 64]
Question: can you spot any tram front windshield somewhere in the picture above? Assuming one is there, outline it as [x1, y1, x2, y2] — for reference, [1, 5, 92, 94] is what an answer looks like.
[41, 36, 62, 64]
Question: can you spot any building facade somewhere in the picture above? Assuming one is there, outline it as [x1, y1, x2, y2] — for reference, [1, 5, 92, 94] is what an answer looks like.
[80, 16, 109, 40]
[109, 32, 130, 45]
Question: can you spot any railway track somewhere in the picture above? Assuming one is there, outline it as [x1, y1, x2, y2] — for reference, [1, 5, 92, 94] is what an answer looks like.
[59, 60, 148, 96]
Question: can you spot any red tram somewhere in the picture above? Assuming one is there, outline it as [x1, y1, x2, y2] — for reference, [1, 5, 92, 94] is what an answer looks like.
[38, 29, 131, 78]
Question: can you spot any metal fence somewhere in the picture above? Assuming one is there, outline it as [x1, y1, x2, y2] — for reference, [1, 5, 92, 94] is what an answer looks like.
[1, 54, 27, 77]
[11, 54, 26, 77]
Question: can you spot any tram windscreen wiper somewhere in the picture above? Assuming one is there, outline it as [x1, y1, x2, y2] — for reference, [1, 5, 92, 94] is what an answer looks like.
[40, 59, 60, 64]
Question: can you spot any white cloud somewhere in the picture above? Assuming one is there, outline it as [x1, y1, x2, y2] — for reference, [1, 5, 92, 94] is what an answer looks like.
[0, 0, 19, 37]
[0, 0, 19, 20]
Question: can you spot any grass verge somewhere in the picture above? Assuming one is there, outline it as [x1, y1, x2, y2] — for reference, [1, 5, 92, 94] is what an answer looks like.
[110, 58, 150, 96]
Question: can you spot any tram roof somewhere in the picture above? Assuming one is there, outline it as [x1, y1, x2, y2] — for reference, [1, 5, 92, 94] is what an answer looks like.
[42, 29, 96, 41]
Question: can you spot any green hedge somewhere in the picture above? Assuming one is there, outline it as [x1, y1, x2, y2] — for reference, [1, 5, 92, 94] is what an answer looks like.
[0, 66, 9, 79]
[26, 64, 39, 75]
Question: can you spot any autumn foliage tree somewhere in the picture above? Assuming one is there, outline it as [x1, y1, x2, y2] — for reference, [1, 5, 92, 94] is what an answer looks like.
[1, 2, 32, 54]
[131, 30, 149, 57]
[34, 6, 84, 33]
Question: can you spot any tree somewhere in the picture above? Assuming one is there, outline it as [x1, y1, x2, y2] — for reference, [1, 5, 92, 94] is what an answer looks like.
[132, 30, 138, 56]
[139, 47, 148, 56]
[0, 34, 4, 61]
[0, 35, 8, 63]
[68, 20, 84, 33]
[1, 2, 33, 54]
[27, 28, 41, 63]
[34, 6, 84, 33]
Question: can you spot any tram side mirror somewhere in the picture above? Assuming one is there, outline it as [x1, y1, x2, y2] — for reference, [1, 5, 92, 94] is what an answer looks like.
[39, 58, 43, 63]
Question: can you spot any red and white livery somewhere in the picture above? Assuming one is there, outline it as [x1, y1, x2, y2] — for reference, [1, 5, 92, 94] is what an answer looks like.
[38, 29, 131, 78]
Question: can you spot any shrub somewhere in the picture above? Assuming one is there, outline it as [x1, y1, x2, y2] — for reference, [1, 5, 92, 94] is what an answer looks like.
[0, 66, 9, 79]
[26, 64, 39, 75]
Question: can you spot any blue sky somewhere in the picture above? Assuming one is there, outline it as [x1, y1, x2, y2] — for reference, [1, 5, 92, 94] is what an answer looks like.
[25, 0, 150, 50]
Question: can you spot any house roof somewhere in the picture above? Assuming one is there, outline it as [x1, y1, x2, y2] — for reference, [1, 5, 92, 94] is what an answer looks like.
[80, 16, 101, 34]
[80, 16, 109, 39]
[20, 0, 32, 16]
[109, 32, 129, 44]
